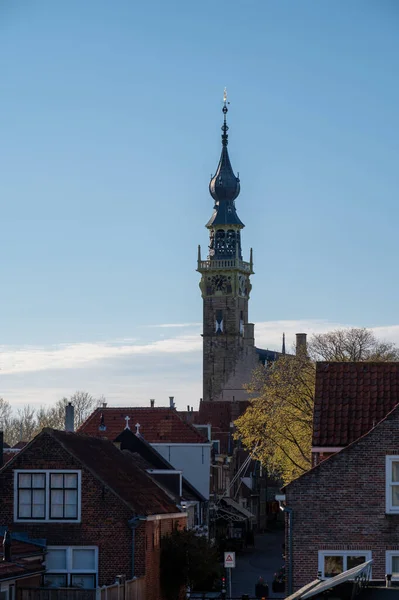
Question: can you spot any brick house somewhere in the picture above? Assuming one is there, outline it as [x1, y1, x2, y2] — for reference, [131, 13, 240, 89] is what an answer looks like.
[283, 400, 399, 592]
[0, 428, 186, 600]
[312, 362, 399, 465]
[78, 405, 212, 500]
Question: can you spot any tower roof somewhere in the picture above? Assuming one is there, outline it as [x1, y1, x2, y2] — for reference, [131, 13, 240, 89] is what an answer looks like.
[207, 91, 243, 228]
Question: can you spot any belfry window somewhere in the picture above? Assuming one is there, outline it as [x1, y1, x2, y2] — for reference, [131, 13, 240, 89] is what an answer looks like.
[215, 230, 225, 255]
[215, 310, 223, 334]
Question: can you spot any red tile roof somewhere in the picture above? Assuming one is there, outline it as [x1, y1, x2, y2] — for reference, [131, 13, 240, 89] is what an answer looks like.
[186, 400, 249, 454]
[0, 540, 45, 560]
[312, 362, 399, 447]
[78, 407, 207, 443]
[46, 429, 181, 515]
[0, 539, 45, 581]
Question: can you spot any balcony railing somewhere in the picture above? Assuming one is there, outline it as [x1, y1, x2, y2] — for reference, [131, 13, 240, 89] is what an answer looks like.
[198, 258, 252, 272]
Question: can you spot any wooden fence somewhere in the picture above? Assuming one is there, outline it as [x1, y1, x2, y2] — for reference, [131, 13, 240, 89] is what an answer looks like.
[98, 578, 145, 600]
[18, 578, 145, 600]
[18, 589, 95, 600]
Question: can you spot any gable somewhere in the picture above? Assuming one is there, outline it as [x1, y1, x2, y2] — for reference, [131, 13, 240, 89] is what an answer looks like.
[287, 401, 399, 493]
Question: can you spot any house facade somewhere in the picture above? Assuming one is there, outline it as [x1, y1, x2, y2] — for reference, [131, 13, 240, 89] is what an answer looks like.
[283, 403, 399, 592]
[0, 429, 186, 600]
[78, 406, 212, 500]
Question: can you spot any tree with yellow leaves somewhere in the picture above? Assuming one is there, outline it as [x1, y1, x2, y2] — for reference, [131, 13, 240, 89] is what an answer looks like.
[235, 327, 399, 485]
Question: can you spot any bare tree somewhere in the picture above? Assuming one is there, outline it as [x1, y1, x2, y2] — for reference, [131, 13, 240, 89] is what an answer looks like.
[308, 328, 399, 362]
[3, 391, 103, 446]
[0, 398, 12, 428]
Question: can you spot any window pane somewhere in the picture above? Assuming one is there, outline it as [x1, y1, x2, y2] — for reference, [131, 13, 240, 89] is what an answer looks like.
[19, 503, 31, 518]
[72, 549, 95, 571]
[32, 503, 45, 518]
[324, 556, 343, 578]
[392, 556, 399, 577]
[19, 489, 31, 503]
[46, 549, 67, 570]
[65, 490, 77, 505]
[51, 504, 64, 518]
[392, 462, 399, 483]
[65, 503, 78, 519]
[347, 556, 366, 570]
[33, 489, 45, 504]
[51, 474, 64, 489]
[71, 575, 95, 589]
[44, 574, 68, 588]
[19, 474, 32, 488]
[32, 474, 45, 488]
[65, 474, 78, 489]
[392, 486, 399, 506]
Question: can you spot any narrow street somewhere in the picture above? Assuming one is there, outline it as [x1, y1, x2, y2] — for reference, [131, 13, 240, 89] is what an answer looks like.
[230, 529, 285, 598]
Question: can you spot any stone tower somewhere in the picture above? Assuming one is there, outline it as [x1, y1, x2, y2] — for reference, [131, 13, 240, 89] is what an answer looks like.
[197, 93, 256, 403]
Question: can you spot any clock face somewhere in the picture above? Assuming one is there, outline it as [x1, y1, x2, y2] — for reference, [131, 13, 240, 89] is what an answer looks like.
[212, 275, 228, 292]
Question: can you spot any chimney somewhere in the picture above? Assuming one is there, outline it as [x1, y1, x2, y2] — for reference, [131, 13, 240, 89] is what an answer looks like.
[65, 402, 75, 432]
[169, 396, 175, 409]
[187, 405, 190, 412]
[150, 399, 155, 408]
[102, 402, 107, 408]
[0, 428, 3, 468]
[296, 333, 307, 356]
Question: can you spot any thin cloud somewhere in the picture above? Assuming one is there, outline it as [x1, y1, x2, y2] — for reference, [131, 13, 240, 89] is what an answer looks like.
[147, 323, 201, 328]
[2, 320, 399, 380]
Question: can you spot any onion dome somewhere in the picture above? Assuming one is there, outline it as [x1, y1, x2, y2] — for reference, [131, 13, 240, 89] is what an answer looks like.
[207, 91, 244, 228]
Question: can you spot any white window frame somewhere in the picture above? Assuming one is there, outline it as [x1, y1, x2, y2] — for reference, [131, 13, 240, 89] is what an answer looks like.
[386, 551, 399, 580]
[14, 470, 81, 523]
[386, 456, 399, 513]
[318, 550, 372, 579]
[45, 546, 98, 588]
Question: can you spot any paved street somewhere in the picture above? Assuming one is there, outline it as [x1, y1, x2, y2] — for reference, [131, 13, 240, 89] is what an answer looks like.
[230, 529, 285, 598]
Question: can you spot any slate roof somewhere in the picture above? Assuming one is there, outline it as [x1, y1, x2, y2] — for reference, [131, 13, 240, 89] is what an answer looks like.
[78, 407, 207, 444]
[312, 362, 399, 447]
[115, 428, 206, 502]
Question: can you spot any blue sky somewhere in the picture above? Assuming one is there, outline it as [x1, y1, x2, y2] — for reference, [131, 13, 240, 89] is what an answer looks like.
[1, 0, 399, 410]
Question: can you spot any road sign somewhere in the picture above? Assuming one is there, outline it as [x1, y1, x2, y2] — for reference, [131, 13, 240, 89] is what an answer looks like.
[224, 551, 236, 568]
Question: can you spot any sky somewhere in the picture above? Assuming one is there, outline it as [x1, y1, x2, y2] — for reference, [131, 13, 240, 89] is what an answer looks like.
[1, 0, 399, 411]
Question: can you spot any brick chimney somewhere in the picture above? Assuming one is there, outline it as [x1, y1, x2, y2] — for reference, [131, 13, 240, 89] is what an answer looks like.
[296, 333, 307, 356]
[65, 402, 75, 432]
[150, 399, 155, 408]
[169, 396, 175, 409]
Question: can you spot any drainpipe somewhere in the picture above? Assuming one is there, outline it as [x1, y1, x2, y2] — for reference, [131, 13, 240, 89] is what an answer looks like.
[128, 516, 146, 578]
[279, 504, 293, 595]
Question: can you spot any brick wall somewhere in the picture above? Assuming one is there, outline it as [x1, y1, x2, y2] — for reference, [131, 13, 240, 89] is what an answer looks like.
[286, 406, 399, 590]
[202, 291, 255, 402]
[0, 433, 140, 586]
[144, 517, 186, 600]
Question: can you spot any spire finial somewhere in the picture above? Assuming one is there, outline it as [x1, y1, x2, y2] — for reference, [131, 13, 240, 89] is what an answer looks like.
[222, 87, 229, 147]
[282, 333, 286, 355]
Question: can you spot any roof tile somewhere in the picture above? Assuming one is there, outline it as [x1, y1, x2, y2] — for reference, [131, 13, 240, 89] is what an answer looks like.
[313, 362, 399, 447]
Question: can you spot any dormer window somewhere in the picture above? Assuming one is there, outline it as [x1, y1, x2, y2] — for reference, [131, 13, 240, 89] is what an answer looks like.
[14, 470, 81, 523]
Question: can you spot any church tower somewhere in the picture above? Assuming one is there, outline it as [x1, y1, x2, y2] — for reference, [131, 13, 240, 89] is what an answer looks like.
[197, 93, 256, 402]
